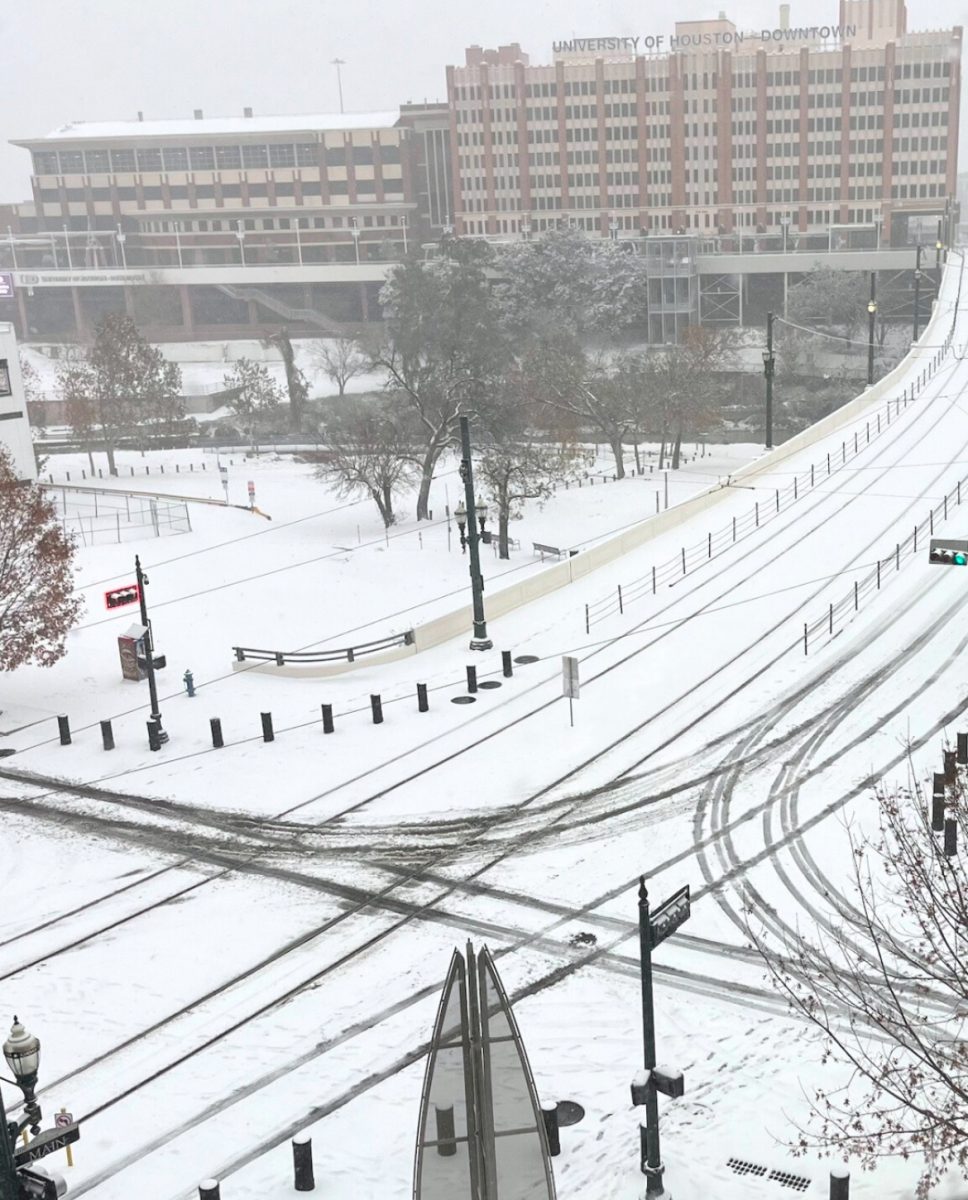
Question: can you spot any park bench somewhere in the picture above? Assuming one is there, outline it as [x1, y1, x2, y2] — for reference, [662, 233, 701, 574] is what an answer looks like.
[533, 542, 579, 560]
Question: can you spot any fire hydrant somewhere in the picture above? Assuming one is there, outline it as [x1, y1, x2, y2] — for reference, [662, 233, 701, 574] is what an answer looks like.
[183, 669, 196, 698]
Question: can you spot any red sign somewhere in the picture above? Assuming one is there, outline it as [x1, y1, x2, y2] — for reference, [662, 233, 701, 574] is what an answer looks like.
[105, 583, 140, 610]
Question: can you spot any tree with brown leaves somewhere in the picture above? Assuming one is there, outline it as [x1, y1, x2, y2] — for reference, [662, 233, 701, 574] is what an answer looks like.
[0, 447, 82, 670]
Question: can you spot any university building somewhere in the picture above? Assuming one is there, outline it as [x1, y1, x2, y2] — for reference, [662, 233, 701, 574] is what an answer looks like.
[0, 0, 958, 344]
[446, 0, 960, 244]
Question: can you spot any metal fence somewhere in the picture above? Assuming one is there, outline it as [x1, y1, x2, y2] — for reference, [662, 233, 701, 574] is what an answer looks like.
[233, 630, 414, 667]
[45, 486, 192, 545]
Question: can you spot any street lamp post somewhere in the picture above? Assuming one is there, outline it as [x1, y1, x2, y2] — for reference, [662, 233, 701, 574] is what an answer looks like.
[401, 215, 408, 256]
[762, 310, 775, 449]
[135, 554, 168, 745]
[116, 224, 127, 270]
[936, 218, 943, 289]
[331, 58, 346, 113]
[0, 1017, 41, 1200]
[458, 415, 492, 650]
[350, 218, 361, 265]
[780, 214, 790, 254]
[913, 243, 923, 342]
[867, 272, 877, 387]
[62, 226, 72, 271]
[235, 220, 246, 267]
[874, 212, 883, 250]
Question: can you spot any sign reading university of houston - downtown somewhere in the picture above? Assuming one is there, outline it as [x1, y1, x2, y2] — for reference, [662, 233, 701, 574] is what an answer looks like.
[554, 24, 858, 53]
[0, 273, 13, 300]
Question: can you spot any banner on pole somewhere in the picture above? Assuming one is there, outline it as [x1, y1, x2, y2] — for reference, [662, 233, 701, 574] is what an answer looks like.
[562, 656, 580, 700]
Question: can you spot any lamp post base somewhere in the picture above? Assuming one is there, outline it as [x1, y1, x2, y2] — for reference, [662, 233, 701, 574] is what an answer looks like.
[642, 1163, 665, 1195]
[469, 637, 493, 651]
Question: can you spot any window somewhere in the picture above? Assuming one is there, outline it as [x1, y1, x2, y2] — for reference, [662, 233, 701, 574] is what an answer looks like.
[85, 149, 110, 172]
[137, 147, 163, 171]
[189, 146, 216, 170]
[110, 148, 136, 171]
[32, 151, 59, 174]
[325, 147, 346, 166]
[215, 145, 242, 169]
[0, 361, 10, 397]
[242, 144, 269, 168]
[269, 144, 295, 168]
[295, 143, 317, 166]
[379, 143, 401, 163]
[58, 150, 85, 173]
[352, 146, 373, 165]
[162, 147, 188, 170]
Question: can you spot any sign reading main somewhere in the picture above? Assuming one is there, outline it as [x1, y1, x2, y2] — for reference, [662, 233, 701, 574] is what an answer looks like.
[13, 1122, 80, 1167]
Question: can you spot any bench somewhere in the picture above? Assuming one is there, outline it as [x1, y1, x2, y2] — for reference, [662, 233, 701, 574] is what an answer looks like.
[533, 542, 579, 560]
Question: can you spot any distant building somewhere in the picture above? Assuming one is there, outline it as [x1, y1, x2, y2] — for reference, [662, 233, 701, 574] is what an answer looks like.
[446, 0, 961, 242]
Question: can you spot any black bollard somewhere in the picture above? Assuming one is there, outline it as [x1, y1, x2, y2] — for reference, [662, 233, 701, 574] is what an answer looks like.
[57, 715, 71, 746]
[100, 720, 115, 751]
[147, 720, 161, 752]
[261, 712, 274, 742]
[829, 1166, 850, 1200]
[371, 694, 383, 724]
[292, 1133, 315, 1191]
[502, 650, 513, 677]
[210, 718, 224, 749]
[321, 703, 334, 734]
[958, 732, 968, 765]
[434, 1104, 456, 1157]
[944, 818, 958, 857]
[417, 683, 429, 712]
[541, 1101, 560, 1157]
[466, 665, 478, 694]
[198, 1182, 221, 1200]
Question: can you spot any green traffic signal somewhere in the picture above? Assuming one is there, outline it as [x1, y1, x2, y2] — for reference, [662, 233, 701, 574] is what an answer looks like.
[956, 553, 967, 565]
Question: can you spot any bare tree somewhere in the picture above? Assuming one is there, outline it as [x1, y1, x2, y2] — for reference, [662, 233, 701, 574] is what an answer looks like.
[750, 762, 968, 1198]
[527, 334, 635, 479]
[477, 384, 580, 558]
[0, 446, 82, 670]
[265, 329, 309, 430]
[312, 336, 368, 397]
[316, 396, 416, 527]
[374, 238, 508, 520]
[223, 357, 283, 452]
[56, 352, 98, 473]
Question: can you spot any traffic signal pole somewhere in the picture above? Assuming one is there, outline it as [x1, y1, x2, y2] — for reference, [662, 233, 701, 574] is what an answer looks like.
[135, 555, 165, 738]
[913, 244, 922, 342]
[764, 311, 775, 450]
[459, 415, 492, 651]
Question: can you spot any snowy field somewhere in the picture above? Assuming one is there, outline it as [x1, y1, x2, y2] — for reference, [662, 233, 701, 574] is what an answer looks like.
[1, 255, 967, 1200]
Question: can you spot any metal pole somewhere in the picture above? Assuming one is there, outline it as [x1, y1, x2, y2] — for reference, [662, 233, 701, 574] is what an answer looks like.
[765, 310, 775, 449]
[637, 878, 664, 1194]
[460, 415, 492, 650]
[867, 272, 876, 387]
[913, 244, 922, 342]
[332, 58, 346, 113]
[135, 555, 164, 737]
[0, 1082, 19, 1200]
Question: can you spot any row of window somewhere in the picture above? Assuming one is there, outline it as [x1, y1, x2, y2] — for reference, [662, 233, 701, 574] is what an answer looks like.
[140, 214, 405, 232]
[32, 142, 402, 177]
[38, 176, 407, 204]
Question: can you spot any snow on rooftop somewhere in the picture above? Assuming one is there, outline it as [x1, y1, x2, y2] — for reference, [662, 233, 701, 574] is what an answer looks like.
[38, 110, 401, 140]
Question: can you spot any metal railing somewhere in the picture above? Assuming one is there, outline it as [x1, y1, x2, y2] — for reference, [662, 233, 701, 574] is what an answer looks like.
[233, 629, 415, 667]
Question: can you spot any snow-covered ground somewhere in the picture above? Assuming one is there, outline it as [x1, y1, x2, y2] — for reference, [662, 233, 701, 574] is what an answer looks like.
[1, 255, 967, 1200]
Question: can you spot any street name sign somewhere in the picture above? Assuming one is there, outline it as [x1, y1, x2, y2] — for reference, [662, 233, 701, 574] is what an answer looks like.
[649, 884, 691, 949]
[13, 1123, 80, 1167]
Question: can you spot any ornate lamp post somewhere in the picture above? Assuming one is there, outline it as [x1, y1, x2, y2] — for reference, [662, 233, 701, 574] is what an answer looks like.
[762, 310, 775, 449]
[458, 415, 492, 650]
[867, 272, 877, 386]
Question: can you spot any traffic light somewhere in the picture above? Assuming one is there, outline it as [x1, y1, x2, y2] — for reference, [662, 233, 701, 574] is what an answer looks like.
[104, 583, 140, 610]
[929, 538, 968, 566]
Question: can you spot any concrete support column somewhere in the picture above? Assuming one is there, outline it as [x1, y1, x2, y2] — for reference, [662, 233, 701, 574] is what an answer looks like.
[70, 286, 86, 341]
[179, 286, 194, 334]
[14, 287, 29, 340]
[123, 285, 136, 319]
[359, 281, 370, 322]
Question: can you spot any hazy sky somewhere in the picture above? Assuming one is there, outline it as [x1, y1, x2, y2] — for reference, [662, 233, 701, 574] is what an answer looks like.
[2, 0, 965, 203]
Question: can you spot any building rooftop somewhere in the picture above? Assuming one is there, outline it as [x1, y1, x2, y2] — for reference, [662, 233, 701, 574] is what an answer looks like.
[17, 110, 402, 143]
